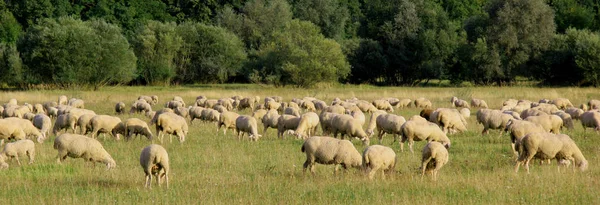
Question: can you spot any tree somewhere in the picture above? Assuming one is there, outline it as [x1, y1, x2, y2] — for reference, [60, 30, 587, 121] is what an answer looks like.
[0, 10, 21, 44]
[132, 21, 182, 85]
[549, 0, 596, 33]
[290, 0, 350, 40]
[345, 39, 387, 84]
[175, 22, 247, 84]
[248, 20, 350, 87]
[18, 17, 136, 88]
[0, 43, 23, 87]
[4, 0, 54, 29]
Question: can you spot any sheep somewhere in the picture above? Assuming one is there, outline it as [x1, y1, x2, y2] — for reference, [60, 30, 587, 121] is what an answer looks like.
[140, 144, 169, 189]
[348, 109, 366, 126]
[77, 113, 97, 135]
[251, 109, 268, 121]
[123, 118, 153, 141]
[580, 103, 589, 111]
[420, 141, 449, 181]
[293, 112, 320, 139]
[551, 98, 574, 110]
[235, 115, 262, 141]
[150, 108, 174, 125]
[33, 104, 45, 114]
[400, 119, 451, 153]
[313, 100, 328, 111]
[502, 110, 522, 120]
[451, 97, 470, 108]
[459, 108, 470, 119]
[553, 111, 574, 130]
[115, 102, 126, 115]
[88, 115, 123, 140]
[520, 108, 548, 120]
[504, 119, 547, 155]
[362, 145, 396, 179]
[470, 98, 489, 108]
[138, 95, 157, 105]
[300, 100, 316, 112]
[277, 115, 301, 139]
[189, 107, 204, 124]
[284, 107, 301, 117]
[156, 112, 188, 143]
[476, 109, 515, 135]
[238, 97, 255, 111]
[414, 98, 432, 109]
[33, 114, 51, 139]
[565, 107, 585, 120]
[58, 95, 68, 105]
[217, 111, 240, 135]
[365, 110, 388, 137]
[265, 99, 281, 111]
[1, 139, 35, 166]
[431, 108, 467, 134]
[172, 96, 185, 107]
[0, 121, 26, 146]
[54, 134, 116, 169]
[47, 107, 58, 119]
[372, 99, 394, 112]
[174, 107, 189, 119]
[217, 98, 234, 111]
[204, 99, 218, 109]
[301, 136, 362, 174]
[515, 133, 588, 173]
[393, 99, 412, 109]
[533, 103, 560, 114]
[22, 112, 35, 121]
[330, 114, 370, 145]
[68, 99, 85, 109]
[3, 118, 44, 143]
[53, 114, 75, 135]
[261, 109, 280, 137]
[588, 99, 600, 110]
[165, 100, 184, 109]
[524, 115, 563, 134]
[375, 113, 406, 145]
[200, 108, 220, 124]
[319, 112, 338, 136]
[580, 111, 600, 131]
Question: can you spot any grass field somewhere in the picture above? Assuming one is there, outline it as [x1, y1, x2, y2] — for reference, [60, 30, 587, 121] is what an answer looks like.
[0, 85, 599, 204]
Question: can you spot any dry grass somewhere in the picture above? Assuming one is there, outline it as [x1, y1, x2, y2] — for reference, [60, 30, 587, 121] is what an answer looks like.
[0, 84, 598, 204]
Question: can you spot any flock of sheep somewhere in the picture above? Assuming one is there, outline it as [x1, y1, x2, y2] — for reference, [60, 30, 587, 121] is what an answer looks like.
[0, 94, 593, 187]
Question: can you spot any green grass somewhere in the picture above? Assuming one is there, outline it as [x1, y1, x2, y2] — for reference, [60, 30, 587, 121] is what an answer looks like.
[0, 84, 599, 204]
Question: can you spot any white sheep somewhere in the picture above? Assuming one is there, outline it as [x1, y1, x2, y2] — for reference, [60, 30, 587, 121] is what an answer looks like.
[362, 145, 396, 179]
[565, 107, 584, 120]
[58, 95, 68, 105]
[459, 108, 470, 119]
[150, 108, 174, 125]
[588, 99, 600, 110]
[238, 97, 255, 111]
[365, 110, 388, 137]
[1, 139, 35, 166]
[348, 109, 366, 126]
[431, 108, 467, 134]
[476, 109, 515, 135]
[54, 134, 116, 169]
[277, 115, 301, 139]
[421, 141, 449, 181]
[524, 115, 563, 134]
[375, 113, 406, 145]
[200, 108, 220, 124]
[372, 99, 394, 112]
[235, 115, 262, 141]
[470, 98, 488, 108]
[174, 107, 190, 119]
[400, 119, 451, 153]
[392, 99, 412, 109]
[77, 113, 97, 135]
[293, 112, 320, 139]
[331, 114, 370, 145]
[322, 105, 345, 115]
[52, 114, 76, 135]
[217, 111, 240, 135]
[451, 97, 470, 108]
[504, 119, 547, 155]
[301, 136, 362, 174]
[251, 109, 267, 122]
[68, 99, 85, 109]
[319, 112, 338, 136]
[88, 115, 123, 140]
[284, 107, 301, 117]
[130, 100, 152, 114]
[140, 144, 169, 189]
[115, 102, 126, 115]
[414, 98, 432, 109]
[312, 100, 328, 111]
[515, 132, 588, 173]
[3, 118, 44, 143]
[189, 107, 204, 124]
[261, 109, 280, 137]
[551, 98, 573, 110]
[581, 111, 600, 131]
[123, 118, 153, 141]
[156, 112, 188, 143]
[33, 114, 51, 139]
[552, 111, 574, 130]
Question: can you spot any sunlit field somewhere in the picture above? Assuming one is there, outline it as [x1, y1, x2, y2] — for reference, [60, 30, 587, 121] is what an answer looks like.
[0, 85, 599, 204]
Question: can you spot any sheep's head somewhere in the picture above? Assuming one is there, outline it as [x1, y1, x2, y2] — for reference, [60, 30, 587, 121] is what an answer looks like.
[105, 158, 117, 170]
[579, 160, 589, 172]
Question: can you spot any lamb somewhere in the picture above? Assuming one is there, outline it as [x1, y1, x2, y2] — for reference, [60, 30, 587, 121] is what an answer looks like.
[504, 119, 547, 155]
[565, 107, 584, 120]
[552, 111, 574, 130]
[77, 113, 97, 135]
[54, 134, 116, 169]
[330, 114, 370, 145]
[470, 98, 489, 108]
[217, 111, 240, 135]
[261, 109, 280, 137]
[293, 112, 320, 139]
[375, 113, 406, 145]
[235, 115, 262, 141]
[551, 98, 574, 110]
[372, 99, 394, 112]
[301, 136, 362, 174]
[420, 141, 449, 181]
[515, 133, 588, 173]
[115, 102, 126, 114]
[156, 112, 188, 143]
[476, 109, 515, 135]
[123, 118, 153, 141]
[362, 145, 396, 179]
[33, 114, 51, 139]
[188, 107, 204, 124]
[1, 139, 35, 166]
[524, 115, 563, 134]
[580, 111, 600, 131]
[414, 98, 432, 109]
[400, 119, 451, 153]
[451, 97, 470, 108]
[88, 115, 123, 140]
[284, 107, 301, 117]
[140, 144, 169, 189]
[276, 115, 301, 139]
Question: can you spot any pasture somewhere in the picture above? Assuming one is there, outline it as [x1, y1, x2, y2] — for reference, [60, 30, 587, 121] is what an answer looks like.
[0, 85, 599, 204]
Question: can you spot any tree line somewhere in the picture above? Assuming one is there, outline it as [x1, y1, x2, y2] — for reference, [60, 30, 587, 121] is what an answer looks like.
[0, 0, 599, 88]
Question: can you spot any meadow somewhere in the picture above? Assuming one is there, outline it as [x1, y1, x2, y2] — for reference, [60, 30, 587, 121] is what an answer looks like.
[0, 85, 599, 204]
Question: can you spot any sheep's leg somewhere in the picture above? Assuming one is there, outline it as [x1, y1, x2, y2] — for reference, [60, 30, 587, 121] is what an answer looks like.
[146, 174, 152, 189]
[368, 165, 378, 180]
[14, 156, 21, 166]
[409, 141, 415, 154]
[421, 157, 432, 180]
[28, 150, 34, 164]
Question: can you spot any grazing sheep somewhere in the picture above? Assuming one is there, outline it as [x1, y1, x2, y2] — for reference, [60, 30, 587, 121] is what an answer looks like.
[238, 97, 255, 111]
[431, 108, 467, 134]
[348, 109, 366, 126]
[588, 99, 600, 110]
[140, 144, 169, 189]
[451, 97, 470, 108]
[54, 134, 116, 169]
[524, 115, 563, 134]
[533, 103, 560, 114]
[1, 139, 35, 166]
[372, 99, 394, 112]
[123, 118, 153, 141]
[172, 96, 185, 107]
[22, 112, 35, 121]
[365, 110, 388, 137]
[300, 100, 316, 112]
[53, 114, 76, 135]
[174, 107, 190, 119]
[77, 114, 97, 135]
[284, 107, 301, 117]
[3, 118, 44, 143]
[217, 111, 240, 135]
[301, 136, 362, 174]
[363, 145, 396, 179]
[580, 111, 600, 131]
[188, 107, 204, 124]
[251, 109, 268, 122]
[319, 112, 338, 136]
[277, 115, 301, 139]
[33, 114, 51, 139]
[138, 95, 158, 105]
[218, 98, 234, 111]
[520, 108, 548, 120]
[375, 113, 406, 145]
[421, 141, 449, 181]
[392, 99, 412, 109]
[0, 121, 26, 145]
[130, 100, 152, 114]
[313, 100, 328, 111]
[58, 95, 68, 105]
[88, 115, 123, 140]
[580, 103, 589, 111]
[68, 99, 85, 109]
[459, 108, 470, 119]
[293, 112, 320, 139]
[166, 100, 184, 109]
[414, 98, 432, 109]
[322, 105, 345, 115]
[551, 98, 574, 110]
[476, 109, 515, 135]
[470, 98, 489, 108]
[261, 110, 280, 137]
[565, 107, 585, 120]
[331, 114, 370, 145]
[115, 102, 126, 115]
[400, 119, 451, 153]
[156, 112, 188, 143]
[553, 111, 574, 130]
[515, 133, 588, 173]
[504, 119, 547, 155]
[150, 108, 174, 125]
[235, 115, 262, 141]
[33, 104, 45, 114]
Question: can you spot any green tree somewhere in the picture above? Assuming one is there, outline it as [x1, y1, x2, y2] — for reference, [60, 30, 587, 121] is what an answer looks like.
[132, 21, 182, 85]
[548, 0, 596, 33]
[570, 29, 600, 86]
[175, 22, 247, 84]
[249, 20, 350, 87]
[5, 0, 54, 29]
[0, 43, 23, 86]
[345, 38, 387, 84]
[18, 17, 136, 88]
[290, 0, 349, 40]
[0, 10, 21, 44]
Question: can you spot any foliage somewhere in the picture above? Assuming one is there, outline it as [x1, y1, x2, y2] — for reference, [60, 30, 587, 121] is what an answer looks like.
[290, 0, 350, 41]
[174, 22, 247, 84]
[132, 21, 182, 85]
[248, 20, 349, 87]
[0, 43, 23, 86]
[0, 10, 21, 44]
[18, 17, 136, 88]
